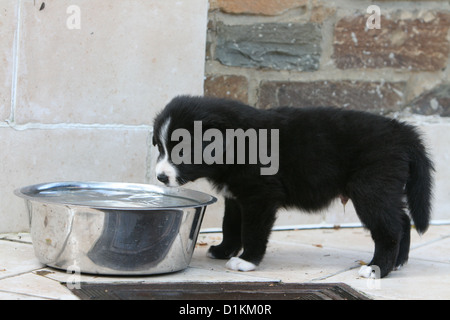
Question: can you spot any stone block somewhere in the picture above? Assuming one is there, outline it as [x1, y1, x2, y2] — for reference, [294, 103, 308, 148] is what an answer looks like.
[333, 13, 450, 71]
[310, 5, 336, 23]
[409, 84, 450, 116]
[204, 75, 248, 102]
[215, 23, 322, 71]
[210, 0, 307, 16]
[0, 126, 150, 233]
[258, 80, 406, 114]
[15, 0, 208, 125]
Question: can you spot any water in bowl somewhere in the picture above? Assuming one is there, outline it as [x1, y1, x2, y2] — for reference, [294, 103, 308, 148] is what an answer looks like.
[35, 186, 200, 209]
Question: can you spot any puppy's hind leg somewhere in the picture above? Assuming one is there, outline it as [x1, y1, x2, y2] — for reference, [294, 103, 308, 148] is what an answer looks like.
[208, 198, 242, 259]
[352, 195, 403, 278]
[395, 211, 411, 269]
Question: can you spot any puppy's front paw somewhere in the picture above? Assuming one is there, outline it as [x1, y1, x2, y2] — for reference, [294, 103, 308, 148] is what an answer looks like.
[225, 257, 256, 272]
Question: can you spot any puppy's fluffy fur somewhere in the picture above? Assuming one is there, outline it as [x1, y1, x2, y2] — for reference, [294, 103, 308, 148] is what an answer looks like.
[153, 96, 434, 278]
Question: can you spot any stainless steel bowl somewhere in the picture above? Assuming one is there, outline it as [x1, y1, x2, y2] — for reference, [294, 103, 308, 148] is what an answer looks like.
[14, 182, 216, 275]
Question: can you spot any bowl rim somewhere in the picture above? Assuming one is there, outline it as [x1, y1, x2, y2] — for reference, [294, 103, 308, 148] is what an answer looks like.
[14, 181, 217, 210]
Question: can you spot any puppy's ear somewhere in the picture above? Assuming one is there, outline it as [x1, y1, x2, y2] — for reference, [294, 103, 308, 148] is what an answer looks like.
[152, 134, 157, 146]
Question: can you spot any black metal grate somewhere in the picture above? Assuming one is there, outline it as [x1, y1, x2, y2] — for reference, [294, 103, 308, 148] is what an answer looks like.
[68, 282, 370, 300]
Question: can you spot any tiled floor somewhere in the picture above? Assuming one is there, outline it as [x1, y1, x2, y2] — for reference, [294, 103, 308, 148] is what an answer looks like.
[0, 225, 449, 300]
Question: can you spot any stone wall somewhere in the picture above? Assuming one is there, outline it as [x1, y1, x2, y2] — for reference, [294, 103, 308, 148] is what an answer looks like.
[205, 0, 450, 117]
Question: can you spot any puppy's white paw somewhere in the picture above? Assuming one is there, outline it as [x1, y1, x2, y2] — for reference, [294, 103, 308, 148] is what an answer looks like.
[226, 257, 256, 272]
[358, 265, 376, 278]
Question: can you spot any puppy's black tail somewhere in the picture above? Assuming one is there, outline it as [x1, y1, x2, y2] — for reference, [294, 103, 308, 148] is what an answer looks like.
[406, 136, 434, 234]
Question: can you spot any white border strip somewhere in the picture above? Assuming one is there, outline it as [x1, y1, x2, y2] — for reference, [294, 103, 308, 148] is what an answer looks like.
[200, 220, 450, 233]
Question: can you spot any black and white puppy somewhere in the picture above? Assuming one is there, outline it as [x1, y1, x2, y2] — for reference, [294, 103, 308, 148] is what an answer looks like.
[152, 95, 433, 278]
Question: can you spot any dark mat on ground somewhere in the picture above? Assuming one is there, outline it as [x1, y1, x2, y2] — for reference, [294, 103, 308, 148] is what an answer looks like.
[67, 281, 370, 300]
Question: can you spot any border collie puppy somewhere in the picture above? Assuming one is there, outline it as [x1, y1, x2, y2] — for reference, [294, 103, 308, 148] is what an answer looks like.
[152, 95, 433, 278]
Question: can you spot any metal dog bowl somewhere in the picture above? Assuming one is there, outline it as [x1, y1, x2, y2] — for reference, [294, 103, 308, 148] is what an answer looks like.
[14, 182, 216, 275]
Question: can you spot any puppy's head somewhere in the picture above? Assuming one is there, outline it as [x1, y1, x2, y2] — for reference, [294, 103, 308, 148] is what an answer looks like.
[153, 116, 179, 186]
[153, 96, 215, 187]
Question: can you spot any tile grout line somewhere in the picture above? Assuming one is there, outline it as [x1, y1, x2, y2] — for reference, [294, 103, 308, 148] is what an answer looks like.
[1, 122, 153, 131]
[0, 237, 32, 245]
[0, 266, 45, 282]
[309, 265, 361, 282]
[8, 0, 22, 125]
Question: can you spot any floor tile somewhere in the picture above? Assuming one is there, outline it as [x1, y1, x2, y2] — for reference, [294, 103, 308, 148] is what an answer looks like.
[254, 241, 372, 282]
[195, 231, 373, 282]
[0, 240, 43, 280]
[0, 291, 47, 300]
[269, 228, 374, 253]
[0, 273, 77, 300]
[0, 233, 32, 244]
[410, 225, 450, 249]
[410, 236, 450, 263]
[320, 258, 450, 300]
